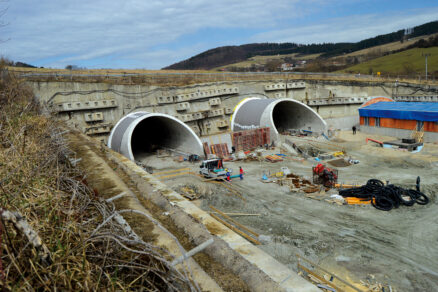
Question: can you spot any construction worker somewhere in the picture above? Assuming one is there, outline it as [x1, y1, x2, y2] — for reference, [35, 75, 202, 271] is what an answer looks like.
[226, 168, 231, 182]
[239, 166, 244, 180]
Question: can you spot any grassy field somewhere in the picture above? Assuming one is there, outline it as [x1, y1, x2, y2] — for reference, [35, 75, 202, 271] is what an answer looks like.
[343, 33, 438, 57]
[339, 47, 438, 75]
[216, 34, 438, 72]
[215, 34, 438, 71]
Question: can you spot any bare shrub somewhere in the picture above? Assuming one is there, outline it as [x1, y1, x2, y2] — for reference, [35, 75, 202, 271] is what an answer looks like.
[0, 69, 196, 290]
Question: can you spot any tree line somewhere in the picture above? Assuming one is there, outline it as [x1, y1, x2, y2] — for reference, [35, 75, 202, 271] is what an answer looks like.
[164, 20, 438, 70]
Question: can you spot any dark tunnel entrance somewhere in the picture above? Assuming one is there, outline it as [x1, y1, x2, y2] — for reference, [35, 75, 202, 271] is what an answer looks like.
[272, 100, 325, 133]
[131, 116, 200, 160]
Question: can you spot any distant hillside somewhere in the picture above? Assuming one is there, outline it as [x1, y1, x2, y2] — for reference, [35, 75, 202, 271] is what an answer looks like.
[164, 20, 438, 70]
[164, 43, 349, 70]
[339, 47, 438, 75]
[0, 58, 37, 68]
[14, 62, 37, 68]
[321, 20, 438, 57]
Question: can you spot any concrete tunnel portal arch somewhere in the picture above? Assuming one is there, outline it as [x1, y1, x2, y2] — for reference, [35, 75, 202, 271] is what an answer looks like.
[231, 97, 327, 140]
[108, 111, 204, 161]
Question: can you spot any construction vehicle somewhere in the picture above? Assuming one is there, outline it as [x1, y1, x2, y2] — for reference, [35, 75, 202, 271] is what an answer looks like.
[199, 159, 232, 179]
[312, 163, 338, 187]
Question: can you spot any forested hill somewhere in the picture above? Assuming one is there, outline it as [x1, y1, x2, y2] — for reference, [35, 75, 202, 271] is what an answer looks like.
[163, 20, 438, 70]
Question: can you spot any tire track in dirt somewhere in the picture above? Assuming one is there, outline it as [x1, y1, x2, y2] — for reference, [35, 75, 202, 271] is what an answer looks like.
[225, 176, 438, 290]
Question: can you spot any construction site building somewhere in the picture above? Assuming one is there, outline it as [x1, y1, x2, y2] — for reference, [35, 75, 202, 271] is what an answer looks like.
[359, 101, 438, 142]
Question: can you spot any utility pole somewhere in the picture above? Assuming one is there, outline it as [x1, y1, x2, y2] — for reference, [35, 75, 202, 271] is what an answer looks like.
[422, 53, 431, 80]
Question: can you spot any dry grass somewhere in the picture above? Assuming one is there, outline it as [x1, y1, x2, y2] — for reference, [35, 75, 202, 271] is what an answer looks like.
[251, 53, 321, 62]
[6, 66, 211, 75]
[216, 53, 321, 70]
[0, 71, 196, 290]
[7, 66, 438, 86]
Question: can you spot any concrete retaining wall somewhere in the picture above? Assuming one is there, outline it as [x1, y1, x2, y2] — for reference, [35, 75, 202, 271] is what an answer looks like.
[28, 79, 438, 142]
[360, 125, 438, 142]
[325, 116, 360, 130]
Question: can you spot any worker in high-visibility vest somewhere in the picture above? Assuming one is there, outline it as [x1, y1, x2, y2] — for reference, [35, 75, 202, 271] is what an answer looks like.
[226, 169, 231, 182]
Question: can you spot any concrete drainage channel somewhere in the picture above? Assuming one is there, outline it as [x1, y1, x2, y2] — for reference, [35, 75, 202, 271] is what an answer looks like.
[68, 130, 319, 291]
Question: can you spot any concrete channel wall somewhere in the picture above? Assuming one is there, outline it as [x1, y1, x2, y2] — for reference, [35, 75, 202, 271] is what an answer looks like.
[28, 79, 438, 143]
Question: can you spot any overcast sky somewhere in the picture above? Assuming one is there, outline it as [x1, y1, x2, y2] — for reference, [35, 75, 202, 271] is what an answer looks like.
[1, 0, 437, 69]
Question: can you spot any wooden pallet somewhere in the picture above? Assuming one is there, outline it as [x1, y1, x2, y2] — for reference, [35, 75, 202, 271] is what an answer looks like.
[265, 155, 283, 162]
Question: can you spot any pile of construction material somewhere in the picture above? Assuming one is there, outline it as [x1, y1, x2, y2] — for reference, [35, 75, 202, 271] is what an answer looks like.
[265, 154, 284, 163]
[284, 129, 319, 137]
[233, 149, 280, 162]
[178, 185, 200, 200]
[276, 172, 320, 193]
[265, 168, 352, 205]
[202, 128, 273, 161]
[339, 179, 429, 211]
[283, 137, 361, 167]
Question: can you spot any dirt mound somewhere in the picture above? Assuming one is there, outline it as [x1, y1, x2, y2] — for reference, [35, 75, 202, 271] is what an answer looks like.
[330, 137, 346, 143]
[328, 158, 351, 167]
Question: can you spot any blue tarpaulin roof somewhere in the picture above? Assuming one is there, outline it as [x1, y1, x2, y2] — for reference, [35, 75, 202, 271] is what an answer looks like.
[359, 102, 438, 122]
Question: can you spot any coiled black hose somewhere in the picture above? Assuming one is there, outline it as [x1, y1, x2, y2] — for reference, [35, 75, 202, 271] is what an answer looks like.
[339, 179, 429, 211]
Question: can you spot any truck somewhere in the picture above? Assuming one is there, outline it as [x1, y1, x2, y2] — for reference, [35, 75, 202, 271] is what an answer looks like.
[199, 158, 232, 179]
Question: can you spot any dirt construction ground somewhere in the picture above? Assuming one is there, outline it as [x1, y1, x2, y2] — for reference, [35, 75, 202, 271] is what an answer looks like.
[146, 130, 438, 291]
